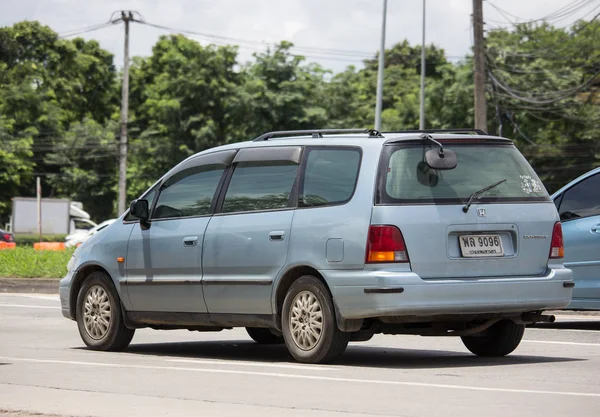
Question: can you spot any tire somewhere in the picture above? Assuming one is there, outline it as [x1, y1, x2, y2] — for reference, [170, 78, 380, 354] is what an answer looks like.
[461, 320, 525, 357]
[246, 327, 284, 344]
[281, 275, 350, 364]
[76, 271, 135, 351]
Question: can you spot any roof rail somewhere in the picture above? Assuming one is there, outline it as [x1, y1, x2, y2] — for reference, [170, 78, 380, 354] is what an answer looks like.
[253, 128, 383, 142]
[383, 128, 488, 135]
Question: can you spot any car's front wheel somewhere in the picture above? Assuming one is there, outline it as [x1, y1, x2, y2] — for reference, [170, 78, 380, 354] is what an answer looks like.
[282, 276, 350, 364]
[461, 320, 525, 357]
[76, 271, 135, 351]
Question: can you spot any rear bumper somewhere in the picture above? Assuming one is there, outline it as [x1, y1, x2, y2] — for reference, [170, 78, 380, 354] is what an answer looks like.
[323, 267, 574, 320]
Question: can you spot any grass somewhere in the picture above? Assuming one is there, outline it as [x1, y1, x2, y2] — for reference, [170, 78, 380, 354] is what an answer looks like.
[0, 247, 75, 278]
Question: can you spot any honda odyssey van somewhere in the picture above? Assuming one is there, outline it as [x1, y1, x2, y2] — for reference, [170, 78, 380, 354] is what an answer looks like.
[60, 129, 574, 364]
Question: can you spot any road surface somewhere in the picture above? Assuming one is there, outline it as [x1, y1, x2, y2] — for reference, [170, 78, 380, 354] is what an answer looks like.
[1, 293, 599, 417]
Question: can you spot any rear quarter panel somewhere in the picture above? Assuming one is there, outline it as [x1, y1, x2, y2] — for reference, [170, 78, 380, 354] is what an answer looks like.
[282, 144, 380, 277]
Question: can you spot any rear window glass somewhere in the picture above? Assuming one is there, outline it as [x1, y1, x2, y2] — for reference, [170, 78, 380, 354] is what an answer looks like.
[378, 143, 549, 204]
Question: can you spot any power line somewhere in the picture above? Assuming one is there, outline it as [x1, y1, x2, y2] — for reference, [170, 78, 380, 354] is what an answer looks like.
[58, 23, 114, 39]
[488, 69, 600, 104]
[487, 0, 598, 26]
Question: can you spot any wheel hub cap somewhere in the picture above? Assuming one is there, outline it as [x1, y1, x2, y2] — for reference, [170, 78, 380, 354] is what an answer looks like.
[289, 290, 323, 351]
[83, 285, 112, 340]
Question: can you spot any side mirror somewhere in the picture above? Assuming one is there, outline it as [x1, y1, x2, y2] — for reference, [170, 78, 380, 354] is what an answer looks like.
[425, 148, 457, 170]
[129, 199, 149, 221]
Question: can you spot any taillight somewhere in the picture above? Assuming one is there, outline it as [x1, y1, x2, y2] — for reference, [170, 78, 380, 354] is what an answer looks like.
[549, 222, 564, 259]
[3, 234, 12, 242]
[366, 225, 409, 263]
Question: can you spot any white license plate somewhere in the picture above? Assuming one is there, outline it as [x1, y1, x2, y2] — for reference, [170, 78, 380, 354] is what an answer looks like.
[459, 234, 504, 257]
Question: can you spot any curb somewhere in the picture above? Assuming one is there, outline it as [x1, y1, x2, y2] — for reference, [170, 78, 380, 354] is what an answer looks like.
[0, 278, 60, 294]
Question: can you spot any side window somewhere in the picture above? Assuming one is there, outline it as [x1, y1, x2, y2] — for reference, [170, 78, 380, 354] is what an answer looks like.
[558, 173, 600, 221]
[221, 161, 298, 213]
[152, 164, 225, 220]
[300, 148, 361, 207]
[124, 184, 159, 222]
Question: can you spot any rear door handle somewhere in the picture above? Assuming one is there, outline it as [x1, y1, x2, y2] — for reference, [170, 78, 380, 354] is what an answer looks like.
[269, 231, 285, 241]
[183, 236, 198, 247]
[592, 225, 600, 234]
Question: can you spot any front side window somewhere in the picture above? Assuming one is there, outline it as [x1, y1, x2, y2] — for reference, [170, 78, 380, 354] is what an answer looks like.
[221, 161, 298, 213]
[378, 143, 550, 204]
[558, 174, 600, 221]
[152, 164, 225, 219]
[300, 148, 361, 207]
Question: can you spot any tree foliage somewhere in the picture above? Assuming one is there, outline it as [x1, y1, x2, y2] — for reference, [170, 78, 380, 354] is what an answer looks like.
[0, 19, 597, 224]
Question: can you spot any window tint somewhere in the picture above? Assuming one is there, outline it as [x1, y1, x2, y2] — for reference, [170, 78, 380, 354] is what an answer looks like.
[222, 161, 298, 213]
[559, 173, 600, 221]
[379, 144, 549, 204]
[125, 183, 159, 221]
[300, 148, 361, 207]
[152, 165, 224, 219]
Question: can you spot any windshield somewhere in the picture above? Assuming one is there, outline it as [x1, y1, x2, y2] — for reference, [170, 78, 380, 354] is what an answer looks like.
[378, 143, 550, 204]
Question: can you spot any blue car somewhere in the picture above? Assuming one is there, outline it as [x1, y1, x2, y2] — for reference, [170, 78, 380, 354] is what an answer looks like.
[552, 167, 600, 310]
[60, 129, 573, 363]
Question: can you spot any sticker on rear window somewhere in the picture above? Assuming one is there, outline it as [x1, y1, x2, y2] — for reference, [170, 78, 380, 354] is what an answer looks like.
[520, 175, 543, 194]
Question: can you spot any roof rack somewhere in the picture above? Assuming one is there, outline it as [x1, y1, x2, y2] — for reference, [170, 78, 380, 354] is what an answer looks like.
[383, 128, 488, 135]
[253, 128, 383, 142]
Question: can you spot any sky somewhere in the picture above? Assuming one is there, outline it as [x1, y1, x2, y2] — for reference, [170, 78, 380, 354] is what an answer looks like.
[1, 0, 598, 72]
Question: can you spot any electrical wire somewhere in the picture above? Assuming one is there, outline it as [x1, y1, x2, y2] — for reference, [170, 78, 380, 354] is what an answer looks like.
[488, 68, 600, 105]
[487, 0, 598, 26]
[58, 23, 114, 39]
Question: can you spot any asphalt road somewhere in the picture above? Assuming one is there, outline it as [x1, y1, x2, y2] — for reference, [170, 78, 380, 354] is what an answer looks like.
[1, 293, 599, 417]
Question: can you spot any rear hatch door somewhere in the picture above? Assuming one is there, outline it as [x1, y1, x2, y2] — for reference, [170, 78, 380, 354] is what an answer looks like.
[374, 138, 557, 279]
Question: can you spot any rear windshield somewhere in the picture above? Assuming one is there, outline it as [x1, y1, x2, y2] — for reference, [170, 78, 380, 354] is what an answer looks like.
[377, 142, 550, 204]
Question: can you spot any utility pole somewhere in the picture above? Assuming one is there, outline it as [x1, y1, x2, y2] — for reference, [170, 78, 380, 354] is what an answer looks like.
[419, 0, 426, 130]
[472, 0, 488, 132]
[111, 11, 139, 215]
[374, 0, 387, 131]
[36, 177, 41, 243]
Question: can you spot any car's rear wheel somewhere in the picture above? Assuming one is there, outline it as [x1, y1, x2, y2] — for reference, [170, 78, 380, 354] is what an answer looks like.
[76, 271, 135, 351]
[461, 320, 525, 357]
[246, 327, 284, 344]
[282, 275, 350, 364]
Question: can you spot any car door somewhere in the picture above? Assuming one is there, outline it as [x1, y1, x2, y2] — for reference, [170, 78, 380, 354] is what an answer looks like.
[202, 146, 301, 315]
[556, 172, 600, 302]
[124, 150, 235, 313]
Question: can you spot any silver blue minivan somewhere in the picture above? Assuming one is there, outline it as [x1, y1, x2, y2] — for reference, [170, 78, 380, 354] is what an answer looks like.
[552, 167, 600, 310]
[60, 129, 574, 363]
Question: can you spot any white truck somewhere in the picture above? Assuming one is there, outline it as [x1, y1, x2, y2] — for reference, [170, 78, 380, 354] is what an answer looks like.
[8, 197, 97, 236]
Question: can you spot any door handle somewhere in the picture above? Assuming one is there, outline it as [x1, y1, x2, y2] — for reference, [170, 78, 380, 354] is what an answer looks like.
[183, 236, 198, 247]
[592, 225, 600, 234]
[269, 231, 285, 241]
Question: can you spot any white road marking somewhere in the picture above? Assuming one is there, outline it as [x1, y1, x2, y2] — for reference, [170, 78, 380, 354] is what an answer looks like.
[0, 304, 60, 309]
[0, 293, 60, 300]
[167, 358, 330, 371]
[1, 356, 599, 398]
[553, 315, 600, 322]
[524, 340, 600, 347]
[528, 328, 600, 334]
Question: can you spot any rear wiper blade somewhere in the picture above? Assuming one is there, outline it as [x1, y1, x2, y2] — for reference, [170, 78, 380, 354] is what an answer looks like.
[462, 179, 507, 213]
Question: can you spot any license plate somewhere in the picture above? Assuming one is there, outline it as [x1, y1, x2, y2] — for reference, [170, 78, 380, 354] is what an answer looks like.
[459, 234, 504, 257]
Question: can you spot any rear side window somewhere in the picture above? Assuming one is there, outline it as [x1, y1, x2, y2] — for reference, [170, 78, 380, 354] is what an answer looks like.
[222, 161, 298, 213]
[558, 173, 600, 221]
[378, 143, 549, 204]
[300, 148, 361, 207]
[152, 165, 225, 219]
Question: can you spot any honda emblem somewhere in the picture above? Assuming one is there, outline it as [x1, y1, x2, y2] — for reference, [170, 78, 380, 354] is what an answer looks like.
[477, 208, 486, 217]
